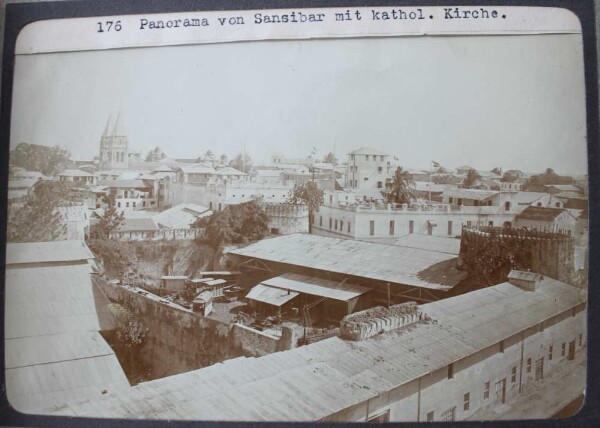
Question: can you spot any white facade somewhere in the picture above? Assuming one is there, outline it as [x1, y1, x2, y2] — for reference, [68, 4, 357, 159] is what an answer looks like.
[345, 148, 391, 191]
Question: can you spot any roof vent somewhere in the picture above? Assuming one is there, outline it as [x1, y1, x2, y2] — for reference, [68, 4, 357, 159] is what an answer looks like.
[507, 270, 543, 292]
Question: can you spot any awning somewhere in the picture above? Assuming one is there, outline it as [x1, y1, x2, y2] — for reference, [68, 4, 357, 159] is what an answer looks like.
[246, 284, 299, 307]
[261, 273, 372, 302]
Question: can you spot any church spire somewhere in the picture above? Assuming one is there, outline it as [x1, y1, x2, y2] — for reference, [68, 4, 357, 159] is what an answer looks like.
[112, 111, 124, 136]
[102, 114, 112, 137]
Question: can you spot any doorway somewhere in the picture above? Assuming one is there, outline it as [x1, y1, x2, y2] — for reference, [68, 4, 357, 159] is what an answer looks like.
[568, 341, 576, 361]
[535, 357, 544, 381]
[495, 378, 506, 404]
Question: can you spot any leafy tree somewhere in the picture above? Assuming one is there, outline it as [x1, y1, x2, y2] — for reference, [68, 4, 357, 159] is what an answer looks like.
[145, 146, 167, 162]
[501, 171, 519, 183]
[89, 206, 125, 239]
[288, 181, 324, 233]
[7, 181, 85, 242]
[194, 200, 270, 248]
[491, 167, 503, 176]
[386, 167, 415, 204]
[219, 154, 228, 165]
[203, 150, 214, 160]
[523, 167, 573, 190]
[322, 152, 338, 165]
[10, 142, 71, 176]
[432, 174, 456, 185]
[462, 168, 481, 189]
[229, 153, 253, 174]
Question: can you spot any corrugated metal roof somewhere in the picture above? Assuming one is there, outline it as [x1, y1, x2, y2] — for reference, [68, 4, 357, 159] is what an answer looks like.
[153, 203, 211, 229]
[117, 217, 158, 232]
[229, 234, 458, 290]
[45, 277, 583, 421]
[5, 259, 130, 413]
[262, 273, 371, 302]
[246, 284, 299, 306]
[6, 241, 94, 265]
[442, 188, 499, 200]
[360, 234, 461, 255]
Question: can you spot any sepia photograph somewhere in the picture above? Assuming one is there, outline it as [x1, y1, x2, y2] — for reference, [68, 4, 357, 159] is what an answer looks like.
[2, 2, 592, 423]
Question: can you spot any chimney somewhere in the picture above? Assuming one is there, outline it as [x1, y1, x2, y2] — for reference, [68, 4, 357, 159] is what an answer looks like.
[507, 270, 543, 292]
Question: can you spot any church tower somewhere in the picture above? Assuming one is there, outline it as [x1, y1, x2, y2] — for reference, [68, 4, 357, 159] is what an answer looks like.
[99, 112, 129, 170]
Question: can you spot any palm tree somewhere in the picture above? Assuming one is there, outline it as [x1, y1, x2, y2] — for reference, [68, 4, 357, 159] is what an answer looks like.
[463, 168, 481, 189]
[387, 167, 415, 204]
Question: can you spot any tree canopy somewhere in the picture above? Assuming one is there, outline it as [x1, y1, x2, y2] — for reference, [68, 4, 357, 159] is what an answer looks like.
[145, 147, 167, 162]
[288, 181, 324, 232]
[523, 168, 573, 190]
[10, 142, 70, 176]
[229, 153, 253, 174]
[89, 206, 125, 239]
[322, 152, 338, 165]
[194, 200, 270, 248]
[7, 181, 85, 242]
[462, 168, 482, 189]
[387, 167, 415, 204]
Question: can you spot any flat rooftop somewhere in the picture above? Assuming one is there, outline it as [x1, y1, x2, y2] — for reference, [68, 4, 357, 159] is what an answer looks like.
[228, 233, 462, 290]
[45, 275, 583, 420]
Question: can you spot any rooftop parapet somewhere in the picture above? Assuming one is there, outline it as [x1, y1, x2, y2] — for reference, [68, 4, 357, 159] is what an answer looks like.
[340, 302, 421, 341]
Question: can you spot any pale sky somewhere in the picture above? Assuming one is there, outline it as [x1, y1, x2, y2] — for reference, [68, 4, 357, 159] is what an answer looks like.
[10, 33, 587, 175]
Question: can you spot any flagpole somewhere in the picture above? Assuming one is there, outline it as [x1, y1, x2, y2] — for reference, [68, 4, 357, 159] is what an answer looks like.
[429, 161, 432, 202]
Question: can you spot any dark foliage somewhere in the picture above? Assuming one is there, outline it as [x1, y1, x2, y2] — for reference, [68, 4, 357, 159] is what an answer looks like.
[10, 142, 71, 176]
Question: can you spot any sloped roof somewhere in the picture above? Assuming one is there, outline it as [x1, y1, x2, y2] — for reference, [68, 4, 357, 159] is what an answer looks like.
[215, 166, 246, 176]
[6, 241, 94, 265]
[59, 169, 95, 177]
[153, 203, 212, 229]
[117, 217, 158, 232]
[246, 284, 299, 306]
[516, 206, 566, 221]
[361, 234, 461, 255]
[5, 250, 129, 413]
[177, 163, 216, 174]
[228, 234, 460, 290]
[347, 147, 388, 156]
[98, 179, 151, 189]
[261, 273, 371, 302]
[544, 184, 580, 192]
[443, 188, 499, 201]
[46, 276, 582, 420]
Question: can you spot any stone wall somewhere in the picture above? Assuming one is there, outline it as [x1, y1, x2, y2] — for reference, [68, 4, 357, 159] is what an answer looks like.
[340, 302, 421, 341]
[94, 276, 294, 380]
[264, 203, 309, 235]
[109, 227, 205, 242]
[459, 227, 575, 285]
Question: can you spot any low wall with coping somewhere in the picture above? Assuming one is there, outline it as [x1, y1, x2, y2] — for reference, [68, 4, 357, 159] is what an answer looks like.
[340, 302, 422, 341]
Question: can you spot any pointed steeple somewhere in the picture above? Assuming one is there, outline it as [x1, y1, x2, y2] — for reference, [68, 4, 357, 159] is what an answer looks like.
[102, 114, 112, 137]
[112, 111, 124, 136]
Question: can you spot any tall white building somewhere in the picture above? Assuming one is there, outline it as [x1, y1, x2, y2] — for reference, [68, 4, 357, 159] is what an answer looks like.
[345, 147, 391, 190]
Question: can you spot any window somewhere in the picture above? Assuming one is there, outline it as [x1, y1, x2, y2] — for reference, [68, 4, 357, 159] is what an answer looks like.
[143, 201, 146, 207]
[562, 343, 566, 357]
[348, 222, 352, 233]
[409, 220, 414, 234]
[132, 202, 136, 208]
[447, 221, 453, 236]
[380, 155, 384, 161]
[366, 155, 370, 161]
[334, 220, 338, 230]
[448, 363, 454, 379]
[484, 381, 490, 399]
[329, 195, 333, 204]
[340, 220, 344, 231]
[463, 392, 470, 411]
[427, 411, 434, 422]
[364, 177, 369, 181]
[389, 220, 395, 236]
[556, 202, 561, 208]
[320, 216, 323, 227]
[117, 202, 121, 208]
[505, 201, 511, 211]
[441, 407, 455, 422]
[350, 154, 355, 160]
[500, 341, 504, 353]
[527, 357, 532, 373]
[488, 221, 494, 227]
[537, 202, 542, 207]
[549, 345, 553, 361]
[367, 410, 390, 422]
[329, 218, 332, 229]
[466, 220, 472, 227]
[511, 366, 517, 383]
[457, 198, 463, 206]
[579, 333, 583, 346]
[449, 197, 453, 203]
[378, 166, 383, 173]
[377, 181, 383, 188]
[126, 202, 130, 208]
[369, 221, 375, 236]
